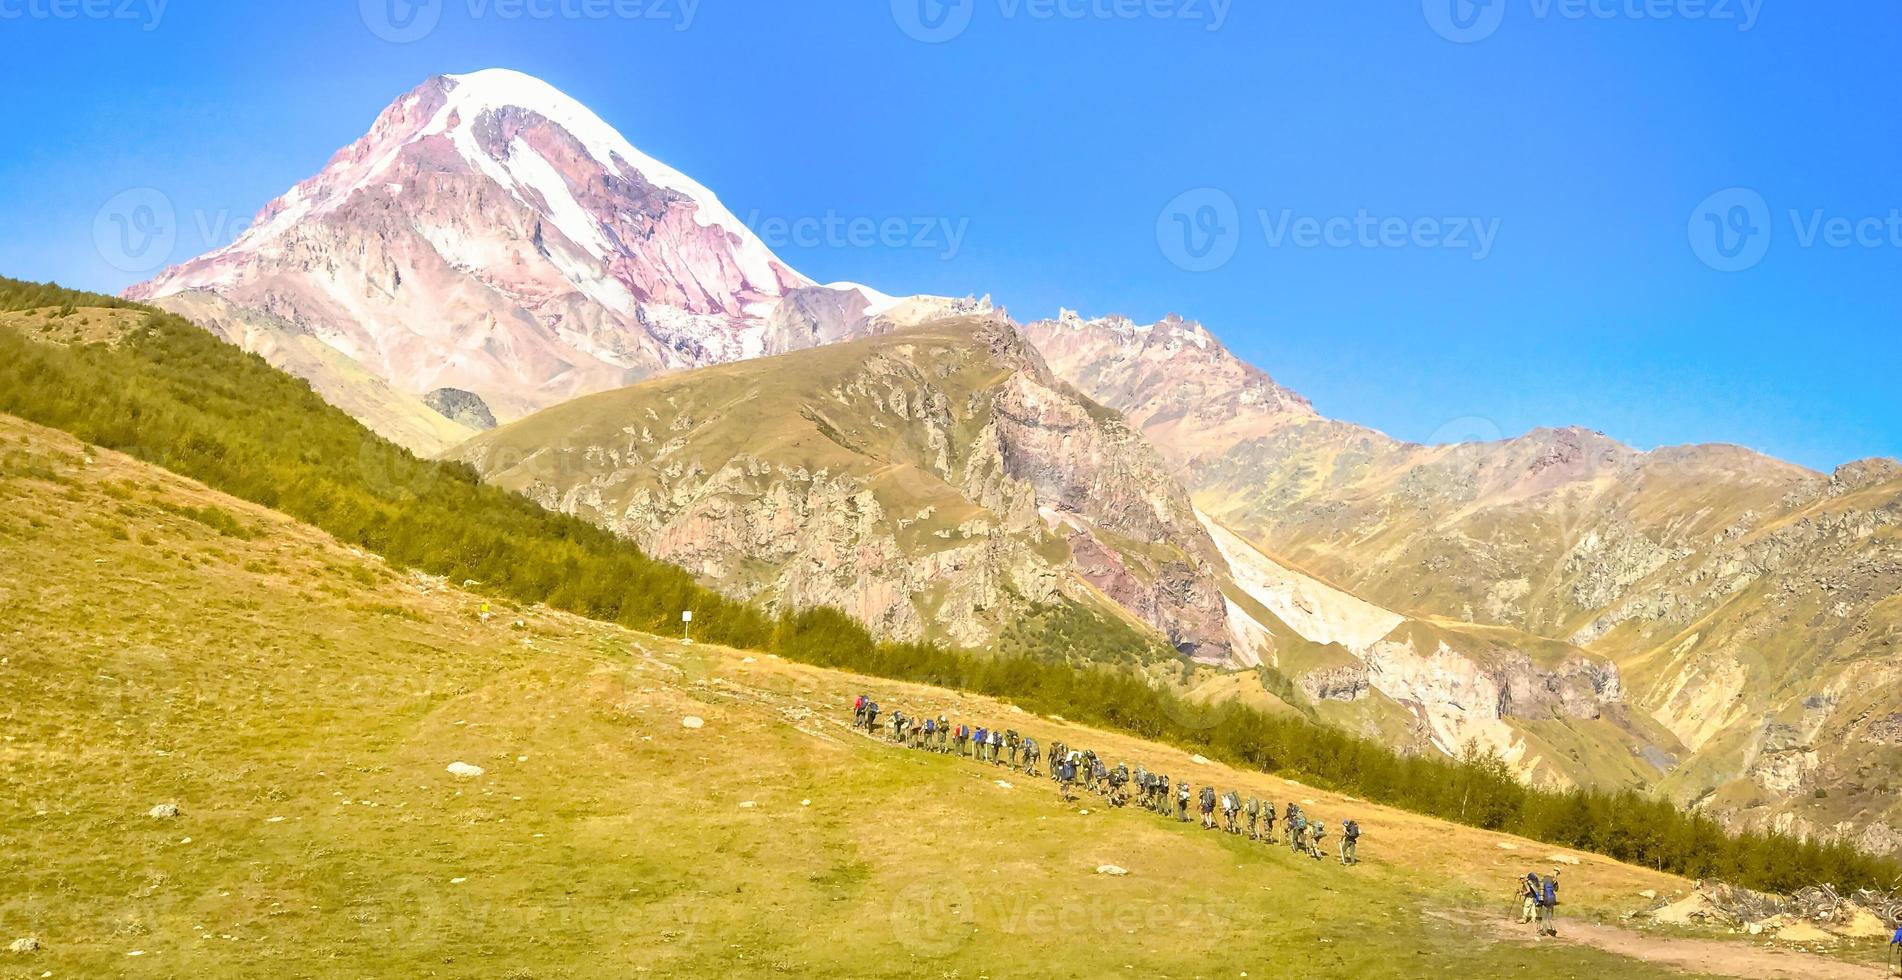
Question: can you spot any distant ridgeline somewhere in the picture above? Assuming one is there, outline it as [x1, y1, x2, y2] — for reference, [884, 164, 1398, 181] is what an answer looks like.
[1, 275, 1895, 894]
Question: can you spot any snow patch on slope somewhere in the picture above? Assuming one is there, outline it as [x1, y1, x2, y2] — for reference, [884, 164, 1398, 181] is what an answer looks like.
[825, 281, 905, 317]
[503, 137, 612, 260]
[1200, 511, 1404, 652]
[433, 69, 803, 290]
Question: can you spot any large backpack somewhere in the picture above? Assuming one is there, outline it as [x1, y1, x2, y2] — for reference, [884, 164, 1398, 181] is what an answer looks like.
[1344, 820, 1359, 841]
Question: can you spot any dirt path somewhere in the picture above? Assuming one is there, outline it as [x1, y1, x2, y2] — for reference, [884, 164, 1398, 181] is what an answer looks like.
[1473, 911, 1891, 979]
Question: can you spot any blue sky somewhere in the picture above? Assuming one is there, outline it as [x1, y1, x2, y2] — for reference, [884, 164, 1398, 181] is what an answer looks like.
[1, 1, 1896, 469]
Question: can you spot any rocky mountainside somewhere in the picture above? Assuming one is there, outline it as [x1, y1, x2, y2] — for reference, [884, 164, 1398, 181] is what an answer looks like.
[452, 315, 1233, 659]
[116, 68, 1895, 850]
[127, 70, 912, 453]
[447, 304, 1643, 786]
[1023, 310, 1902, 852]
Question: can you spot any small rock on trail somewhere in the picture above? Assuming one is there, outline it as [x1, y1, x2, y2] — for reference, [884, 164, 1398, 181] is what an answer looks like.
[8, 937, 40, 954]
[445, 762, 484, 778]
[681, 716, 705, 729]
[1095, 865, 1129, 876]
[147, 803, 180, 819]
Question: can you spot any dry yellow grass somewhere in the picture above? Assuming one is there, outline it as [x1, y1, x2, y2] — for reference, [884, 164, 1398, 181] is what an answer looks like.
[3, 412, 1881, 978]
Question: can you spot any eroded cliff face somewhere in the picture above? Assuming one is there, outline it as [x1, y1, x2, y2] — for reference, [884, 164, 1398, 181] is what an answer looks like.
[1021, 309, 1902, 850]
[456, 317, 1232, 659]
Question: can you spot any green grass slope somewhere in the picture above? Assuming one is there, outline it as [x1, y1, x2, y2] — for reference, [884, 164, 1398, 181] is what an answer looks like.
[1, 278, 1893, 913]
[0, 413, 1821, 978]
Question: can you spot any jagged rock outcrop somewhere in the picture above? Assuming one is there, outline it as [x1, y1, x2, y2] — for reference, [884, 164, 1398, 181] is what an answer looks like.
[423, 388, 498, 430]
[455, 317, 1232, 659]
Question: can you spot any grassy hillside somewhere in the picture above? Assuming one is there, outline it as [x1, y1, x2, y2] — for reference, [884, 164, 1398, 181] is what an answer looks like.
[0, 277, 775, 649]
[2, 278, 1895, 901]
[5, 412, 1873, 978]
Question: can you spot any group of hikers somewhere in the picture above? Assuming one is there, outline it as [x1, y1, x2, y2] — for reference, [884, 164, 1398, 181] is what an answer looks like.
[1515, 868, 1563, 937]
[850, 696, 1362, 866]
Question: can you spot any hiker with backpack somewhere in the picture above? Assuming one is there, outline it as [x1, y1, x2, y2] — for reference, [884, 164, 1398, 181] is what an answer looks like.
[1058, 755, 1078, 802]
[990, 728, 1005, 763]
[1199, 786, 1217, 830]
[853, 694, 867, 729]
[1176, 781, 1192, 822]
[1340, 819, 1361, 865]
[1288, 807, 1307, 853]
[1308, 818, 1328, 859]
[921, 716, 935, 749]
[937, 716, 949, 752]
[1023, 737, 1040, 777]
[1261, 801, 1276, 843]
[1243, 796, 1260, 840]
[1537, 869, 1561, 936]
[1517, 872, 1541, 924]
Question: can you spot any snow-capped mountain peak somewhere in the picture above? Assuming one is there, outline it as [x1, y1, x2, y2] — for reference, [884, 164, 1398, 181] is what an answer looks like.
[126, 70, 927, 451]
